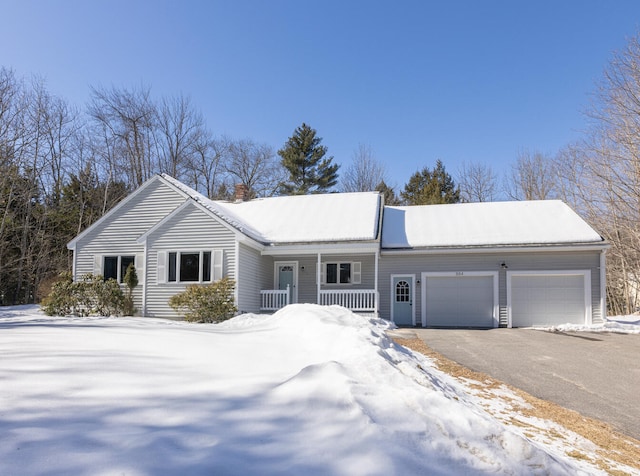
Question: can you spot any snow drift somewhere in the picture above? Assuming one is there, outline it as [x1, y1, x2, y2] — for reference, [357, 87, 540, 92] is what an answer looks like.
[0, 304, 626, 475]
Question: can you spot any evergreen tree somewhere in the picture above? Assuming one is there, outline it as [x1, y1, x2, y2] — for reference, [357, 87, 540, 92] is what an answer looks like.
[400, 160, 460, 205]
[375, 180, 401, 205]
[278, 123, 339, 194]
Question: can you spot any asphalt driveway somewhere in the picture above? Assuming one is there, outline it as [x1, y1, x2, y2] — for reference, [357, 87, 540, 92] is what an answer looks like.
[412, 328, 640, 440]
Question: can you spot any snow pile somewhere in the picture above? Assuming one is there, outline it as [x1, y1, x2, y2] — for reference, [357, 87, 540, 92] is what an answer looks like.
[0, 305, 628, 475]
[538, 314, 640, 334]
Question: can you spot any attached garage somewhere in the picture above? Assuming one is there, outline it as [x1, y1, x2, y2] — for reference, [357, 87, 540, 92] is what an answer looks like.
[421, 272, 498, 328]
[507, 271, 591, 327]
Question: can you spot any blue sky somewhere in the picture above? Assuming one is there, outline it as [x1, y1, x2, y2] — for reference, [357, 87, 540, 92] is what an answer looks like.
[2, 0, 639, 190]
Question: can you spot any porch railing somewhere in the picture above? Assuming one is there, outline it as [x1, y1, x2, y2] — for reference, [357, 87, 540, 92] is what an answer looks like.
[260, 286, 290, 311]
[319, 289, 378, 312]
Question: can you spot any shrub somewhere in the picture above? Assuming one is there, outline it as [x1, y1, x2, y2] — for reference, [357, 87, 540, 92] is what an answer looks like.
[169, 277, 237, 323]
[42, 273, 127, 317]
[122, 263, 138, 316]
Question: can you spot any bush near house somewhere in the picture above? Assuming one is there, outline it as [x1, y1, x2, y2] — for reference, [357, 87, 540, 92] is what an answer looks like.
[42, 272, 127, 317]
[123, 263, 138, 316]
[169, 277, 237, 323]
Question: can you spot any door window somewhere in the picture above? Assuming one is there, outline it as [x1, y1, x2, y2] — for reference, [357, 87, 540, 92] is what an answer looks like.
[396, 280, 410, 302]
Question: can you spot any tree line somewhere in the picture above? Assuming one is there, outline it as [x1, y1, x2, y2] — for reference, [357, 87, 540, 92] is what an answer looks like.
[2, 31, 640, 313]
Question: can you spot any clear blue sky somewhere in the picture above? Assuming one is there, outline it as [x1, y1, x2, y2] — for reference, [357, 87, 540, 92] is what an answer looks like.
[2, 0, 639, 189]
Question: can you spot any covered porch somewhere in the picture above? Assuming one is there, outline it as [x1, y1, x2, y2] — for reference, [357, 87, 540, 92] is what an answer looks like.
[258, 247, 380, 314]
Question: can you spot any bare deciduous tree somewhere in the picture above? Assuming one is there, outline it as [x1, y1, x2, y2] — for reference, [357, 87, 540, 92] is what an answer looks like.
[555, 33, 640, 314]
[341, 144, 387, 192]
[224, 138, 285, 198]
[457, 161, 498, 202]
[88, 84, 157, 188]
[504, 150, 559, 201]
[156, 94, 206, 181]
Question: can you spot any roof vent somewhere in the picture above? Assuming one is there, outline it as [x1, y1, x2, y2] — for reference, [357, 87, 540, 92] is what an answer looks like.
[235, 184, 249, 202]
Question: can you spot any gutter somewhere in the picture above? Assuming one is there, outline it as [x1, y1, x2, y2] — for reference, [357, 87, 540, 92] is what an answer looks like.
[380, 242, 610, 256]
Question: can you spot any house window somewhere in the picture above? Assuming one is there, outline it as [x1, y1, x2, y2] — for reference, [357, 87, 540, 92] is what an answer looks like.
[324, 262, 360, 284]
[167, 251, 212, 283]
[103, 255, 135, 283]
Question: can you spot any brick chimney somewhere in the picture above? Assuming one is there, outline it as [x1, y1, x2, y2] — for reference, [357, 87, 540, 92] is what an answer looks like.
[234, 183, 249, 202]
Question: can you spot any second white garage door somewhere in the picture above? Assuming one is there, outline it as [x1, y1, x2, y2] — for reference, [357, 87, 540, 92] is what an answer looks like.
[508, 271, 590, 327]
[422, 272, 498, 328]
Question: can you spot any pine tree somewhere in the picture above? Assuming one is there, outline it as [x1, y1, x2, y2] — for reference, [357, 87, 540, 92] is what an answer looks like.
[400, 160, 460, 205]
[375, 180, 401, 205]
[278, 123, 339, 195]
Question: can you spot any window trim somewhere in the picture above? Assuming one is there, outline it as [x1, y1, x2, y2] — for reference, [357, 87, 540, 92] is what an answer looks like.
[157, 250, 221, 284]
[322, 261, 361, 285]
[166, 250, 213, 283]
[103, 255, 135, 284]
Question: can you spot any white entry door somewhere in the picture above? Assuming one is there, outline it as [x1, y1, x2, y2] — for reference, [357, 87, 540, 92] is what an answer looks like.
[276, 262, 298, 304]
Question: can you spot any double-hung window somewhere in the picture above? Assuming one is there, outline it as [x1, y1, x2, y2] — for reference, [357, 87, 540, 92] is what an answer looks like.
[322, 262, 361, 285]
[158, 250, 221, 284]
[103, 255, 135, 283]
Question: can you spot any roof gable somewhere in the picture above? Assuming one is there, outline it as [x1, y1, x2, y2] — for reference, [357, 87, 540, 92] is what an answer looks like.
[67, 175, 170, 249]
[381, 200, 604, 249]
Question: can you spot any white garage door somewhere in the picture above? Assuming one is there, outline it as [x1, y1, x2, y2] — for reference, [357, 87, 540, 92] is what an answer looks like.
[424, 274, 496, 328]
[509, 273, 588, 327]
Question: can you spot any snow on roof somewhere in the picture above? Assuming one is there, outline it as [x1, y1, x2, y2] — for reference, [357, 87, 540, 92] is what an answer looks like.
[161, 174, 381, 244]
[381, 200, 604, 249]
[213, 192, 381, 243]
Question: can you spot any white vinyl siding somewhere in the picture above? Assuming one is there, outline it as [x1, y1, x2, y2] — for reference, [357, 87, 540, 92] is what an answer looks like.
[237, 243, 272, 314]
[144, 203, 237, 319]
[73, 178, 185, 315]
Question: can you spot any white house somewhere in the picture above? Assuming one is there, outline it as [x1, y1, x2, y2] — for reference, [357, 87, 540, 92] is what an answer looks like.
[67, 174, 608, 327]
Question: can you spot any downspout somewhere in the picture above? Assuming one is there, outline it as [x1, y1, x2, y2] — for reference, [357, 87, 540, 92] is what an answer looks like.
[375, 192, 383, 318]
[374, 251, 379, 317]
[600, 249, 607, 322]
[70, 244, 77, 280]
[317, 252, 321, 305]
[141, 238, 148, 316]
[235, 241, 240, 310]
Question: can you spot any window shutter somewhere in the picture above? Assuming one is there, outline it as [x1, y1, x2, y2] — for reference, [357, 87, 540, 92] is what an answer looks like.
[352, 262, 361, 284]
[94, 255, 103, 277]
[213, 250, 224, 281]
[135, 252, 144, 282]
[320, 263, 326, 284]
[157, 251, 166, 284]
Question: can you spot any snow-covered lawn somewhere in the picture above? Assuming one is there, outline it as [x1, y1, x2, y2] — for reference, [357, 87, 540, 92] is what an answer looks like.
[0, 305, 637, 475]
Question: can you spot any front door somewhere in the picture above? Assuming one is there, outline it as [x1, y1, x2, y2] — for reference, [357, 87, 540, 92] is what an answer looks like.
[276, 262, 297, 304]
[392, 275, 414, 326]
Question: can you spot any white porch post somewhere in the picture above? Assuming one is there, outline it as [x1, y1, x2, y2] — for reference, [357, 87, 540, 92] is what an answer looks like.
[317, 252, 322, 305]
[374, 251, 379, 316]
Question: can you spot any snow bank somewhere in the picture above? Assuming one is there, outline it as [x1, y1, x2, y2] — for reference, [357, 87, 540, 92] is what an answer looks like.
[537, 314, 640, 334]
[0, 304, 624, 475]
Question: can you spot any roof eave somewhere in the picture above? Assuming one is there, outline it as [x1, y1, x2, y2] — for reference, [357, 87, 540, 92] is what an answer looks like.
[380, 241, 610, 255]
